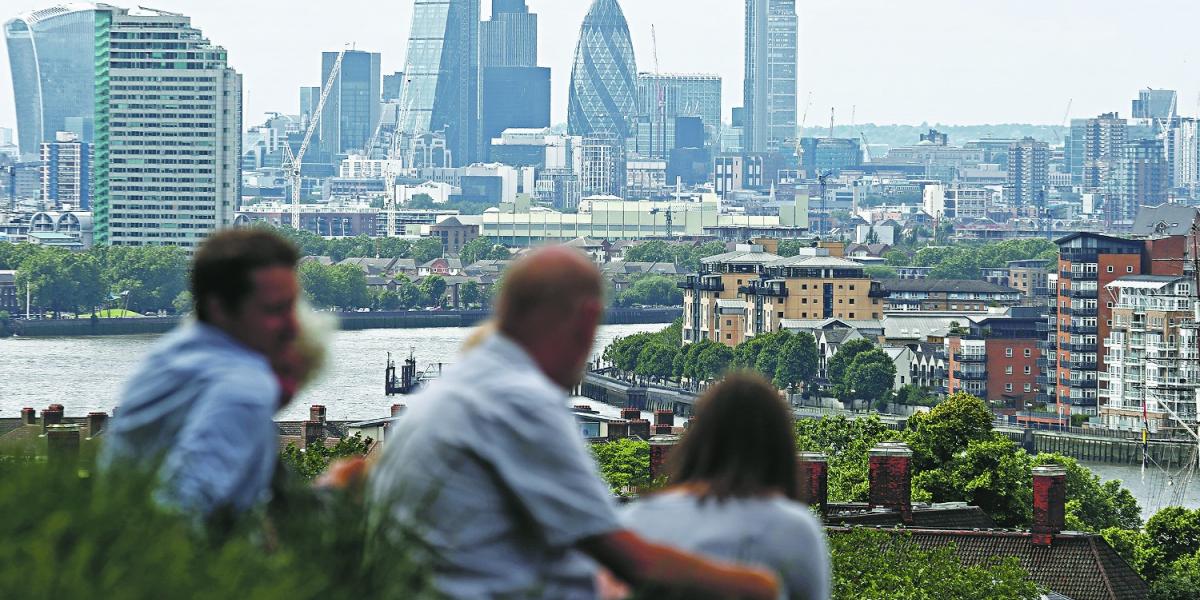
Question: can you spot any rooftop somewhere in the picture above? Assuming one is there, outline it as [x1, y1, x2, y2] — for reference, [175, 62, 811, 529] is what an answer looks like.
[881, 279, 1020, 294]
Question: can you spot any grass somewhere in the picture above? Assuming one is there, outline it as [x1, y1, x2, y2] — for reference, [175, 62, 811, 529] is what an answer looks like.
[81, 308, 144, 318]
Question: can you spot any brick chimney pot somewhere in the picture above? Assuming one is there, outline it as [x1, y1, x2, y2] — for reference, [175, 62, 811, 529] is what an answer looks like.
[796, 452, 829, 514]
[1032, 464, 1068, 546]
[868, 442, 914, 524]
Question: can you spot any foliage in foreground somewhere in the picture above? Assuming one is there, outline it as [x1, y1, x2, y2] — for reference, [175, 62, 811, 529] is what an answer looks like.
[1102, 506, 1200, 600]
[0, 458, 436, 600]
[590, 438, 651, 497]
[829, 530, 1042, 600]
[280, 434, 374, 480]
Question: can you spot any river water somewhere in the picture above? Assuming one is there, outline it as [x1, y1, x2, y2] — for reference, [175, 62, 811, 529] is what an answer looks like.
[1, 324, 1197, 515]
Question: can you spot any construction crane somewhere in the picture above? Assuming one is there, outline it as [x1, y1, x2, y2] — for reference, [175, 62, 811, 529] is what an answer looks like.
[860, 132, 872, 163]
[651, 25, 667, 159]
[650, 206, 674, 240]
[1055, 99, 1073, 144]
[283, 46, 347, 230]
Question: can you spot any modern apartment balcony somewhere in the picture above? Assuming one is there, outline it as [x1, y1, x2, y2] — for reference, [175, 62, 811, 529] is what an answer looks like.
[1065, 324, 1098, 335]
[1036, 357, 1056, 368]
[1067, 289, 1098, 298]
[1036, 374, 1058, 386]
[1062, 270, 1098, 281]
[1067, 380, 1099, 390]
[1068, 359, 1098, 370]
[1036, 321, 1053, 333]
[1070, 307, 1098, 317]
[679, 276, 724, 292]
[953, 352, 987, 363]
[1146, 376, 1193, 388]
[953, 370, 988, 381]
[1064, 342, 1097, 353]
[737, 283, 787, 297]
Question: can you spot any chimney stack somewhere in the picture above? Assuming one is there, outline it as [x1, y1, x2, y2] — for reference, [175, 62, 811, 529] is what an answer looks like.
[796, 452, 829, 515]
[42, 404, 64, 433]
[46, 423, 81, 467]
[621, 408, 641, 421]
[86, 412, 108, 438]
[21, 407, 36, 426]
[649, 434, 680, 482]
[654, 424, 674, 435]
[868, 442, 913, 524]
[654, 410, 675, 428]
[1032, 464, 1068, 546]
[309, 405, 327, 424]
[302, 420, 323, 449]
[607, 421, 629, 440]
[628, 419, 651, 440]
[390, 404, 406, 418]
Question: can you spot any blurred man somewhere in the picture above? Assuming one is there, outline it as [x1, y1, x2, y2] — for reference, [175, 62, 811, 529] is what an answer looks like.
[369, 246, 779, 599]
[100, 229, 301, 517]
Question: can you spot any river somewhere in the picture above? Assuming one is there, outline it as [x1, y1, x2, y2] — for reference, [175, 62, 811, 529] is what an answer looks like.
[1, 324, 1197, 515]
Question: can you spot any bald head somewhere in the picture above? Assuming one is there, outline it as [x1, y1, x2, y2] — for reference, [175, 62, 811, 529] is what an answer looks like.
[496, 246, 604, 388]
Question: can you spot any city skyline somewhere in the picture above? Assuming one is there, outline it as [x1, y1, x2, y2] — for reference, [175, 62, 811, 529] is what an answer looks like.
[1, 0, 1199, 135]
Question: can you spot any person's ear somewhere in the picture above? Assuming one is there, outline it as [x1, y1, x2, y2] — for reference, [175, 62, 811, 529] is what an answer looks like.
[205, 296, 232, 327]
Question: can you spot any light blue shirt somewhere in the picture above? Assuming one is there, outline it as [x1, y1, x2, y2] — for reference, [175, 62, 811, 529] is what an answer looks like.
[100, 321, 280, 517]
[369, 334, 621, 599]
[622, 491, 832, 600]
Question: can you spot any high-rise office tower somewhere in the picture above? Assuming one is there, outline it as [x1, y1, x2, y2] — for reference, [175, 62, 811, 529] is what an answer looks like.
[319, 50, 381, 158]
[1132, 89, 1178, 121]
[40, 131, 91, 209]
[1108, 139, 1168, 225]
[634, 73, 722, 159]
[92, 6, 242, 250]
[1172, 118, 1200, 191]
[383, 72, 406, 102]
[300, 86, 321, 125]
[1005, 137, 1049, 213]
[480, 0, 550, 158]
[398, 0, 481, 166]
[5, 5, 101, 159]
[568, 0, 637, 141]
[744, 0, 798, 153]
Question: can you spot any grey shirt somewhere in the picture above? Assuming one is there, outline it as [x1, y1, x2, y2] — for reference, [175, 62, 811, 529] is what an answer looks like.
[369, 334, 621, 599]
[622, 491, 832, 600]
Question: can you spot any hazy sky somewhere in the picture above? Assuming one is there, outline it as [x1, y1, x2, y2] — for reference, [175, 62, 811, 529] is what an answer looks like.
[1, 0, 1198, 133]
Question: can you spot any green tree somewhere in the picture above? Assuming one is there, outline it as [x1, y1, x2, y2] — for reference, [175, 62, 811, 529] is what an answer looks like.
[1151, 550, 1200, 600]
[394, 276, 427, 309]
[826, 338, 875, 386]
[419, 275, 448, 307]
[635, 342, 678, 382]
[410, 237, 444, 264]
[773, 332, 819, 391]
[617, 274, 683, 307]
[16, 249, 104, 316]
[461, 280, 482, 307]
[732, 334, 773, 371]
[912, 436, 1034, 527]
[753, 331, 793, 381]
[171, 291, 192, 315]
[370, 288, 402, 311]
[590, 438, 650, 496]
[279, 434, 374, 480]
[830, 530, 1042, 600]
[693, 342, 734, 382]
[863, 265, 898, 279]
[624, 240, 673, 263]
[904, 392, 996, 470]
[1030, 453, 1142, 533]
[834, 348, 895, 405]
[794, 415, 895, 502]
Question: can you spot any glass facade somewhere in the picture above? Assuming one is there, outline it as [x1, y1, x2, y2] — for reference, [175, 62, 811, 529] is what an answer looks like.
[398, 0, 481, 166]
[480, 0, 549, 157]
[319, 50, 381, 158]
[743, 0, 797, 153]
[4, 6, 101, 159]
[567, 0, 637, 141]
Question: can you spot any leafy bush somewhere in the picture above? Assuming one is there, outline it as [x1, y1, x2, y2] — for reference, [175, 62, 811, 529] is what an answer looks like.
[591, 438, 650, 496]
[0, 457, 437, 600]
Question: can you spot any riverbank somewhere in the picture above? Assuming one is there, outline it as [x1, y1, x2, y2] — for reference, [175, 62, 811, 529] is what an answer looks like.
[4, 307, 682, 338]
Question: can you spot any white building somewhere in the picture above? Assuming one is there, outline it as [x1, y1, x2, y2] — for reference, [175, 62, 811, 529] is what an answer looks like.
[395, 181, 454, 205]
[93, 7, 242, 251]
[40, 131, 91, 210]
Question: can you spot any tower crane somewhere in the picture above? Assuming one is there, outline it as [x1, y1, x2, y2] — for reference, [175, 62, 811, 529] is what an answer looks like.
[283, 46, 347, 230]
[651, 25, 666, 159]
[650, 206, 674, 240]
[1055, 99, 1073, 145]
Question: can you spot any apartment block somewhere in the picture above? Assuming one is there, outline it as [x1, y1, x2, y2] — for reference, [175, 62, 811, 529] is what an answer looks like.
[881, 279, 1022, 313]
[944, 309, 1042, 408]
[680, 244, 780, 344]
[1099, 276, 1198, 433]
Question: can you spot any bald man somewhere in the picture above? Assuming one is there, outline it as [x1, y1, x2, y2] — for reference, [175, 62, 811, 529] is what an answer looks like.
[369, 247, 778, 599]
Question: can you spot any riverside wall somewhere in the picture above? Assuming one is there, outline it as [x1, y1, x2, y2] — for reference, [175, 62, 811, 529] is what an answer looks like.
[6, 308, 682, 338]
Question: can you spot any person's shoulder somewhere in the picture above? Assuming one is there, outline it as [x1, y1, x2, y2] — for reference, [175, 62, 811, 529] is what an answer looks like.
[763, 497, 826, 539]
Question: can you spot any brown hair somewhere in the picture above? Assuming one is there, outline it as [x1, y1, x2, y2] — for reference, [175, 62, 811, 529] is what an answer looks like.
[668, 372, 797, 501]
[191, 229, 299, 322]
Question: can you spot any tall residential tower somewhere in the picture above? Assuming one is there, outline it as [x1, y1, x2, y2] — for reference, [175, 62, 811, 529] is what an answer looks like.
[92, 6, 242, 249]
[744, 0, 798, 153]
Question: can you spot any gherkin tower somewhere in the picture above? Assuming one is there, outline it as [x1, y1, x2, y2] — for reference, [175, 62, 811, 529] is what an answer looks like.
[567, 0, 638, 140]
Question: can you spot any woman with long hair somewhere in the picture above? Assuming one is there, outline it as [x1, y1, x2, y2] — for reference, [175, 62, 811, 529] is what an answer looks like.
[621, 372, 831, 600]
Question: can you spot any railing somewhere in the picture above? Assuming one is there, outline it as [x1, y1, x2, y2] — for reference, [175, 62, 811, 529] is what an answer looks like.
[1064, 380, 1099, 389]
[1064, 342, 1097, 353]
[1065, 324, 1098, 335]
[952, 352, 987, 363]
[1067, 360, 1098, 370]
[1061, 270, 1098, 281]
[1070, 307, 1098, 317]
[953, 370, 988, 381]
[1067, 288, 1099, 298]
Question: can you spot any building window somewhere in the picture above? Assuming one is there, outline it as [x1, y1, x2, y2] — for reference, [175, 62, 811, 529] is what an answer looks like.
[849, 298, 855, 305]
[1005, 383, 1013, 392]
[849, 313, 855, 318]
[777, 311, 784, 318]
[1006, 348, 1013, 357]
[726, 320, 732, 326]
[726, 334, 732, 340]
[1127, 266, 1134, 273]
[1005, 366, 1013, 375]
[1024, 349, 1031, 357]
[1025, 383, 1032, 392]
[1024, 366, 1032, 374]
[1107, 265, 1114, 273]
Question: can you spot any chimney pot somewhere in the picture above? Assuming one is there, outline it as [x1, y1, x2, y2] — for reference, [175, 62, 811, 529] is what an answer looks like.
[649, 434, 681, 482]
[21, 407, 36, 426]
[309, 405, 327, 423]
[606, 421, 630, 440]
[868, 442, 914, 524]
[41, 405, 64, 432]
[572, 404, 593, 414]
[86, 412, 108, 438]
[46, 423, 81, 467]
[796, 452, 829, 515]
[653, 423, 674, 435]
[654, 410, 675, 427]
[621, 408, 641, 421]
[1032, 464, 1068, 546]
[391, 404, 405, 418]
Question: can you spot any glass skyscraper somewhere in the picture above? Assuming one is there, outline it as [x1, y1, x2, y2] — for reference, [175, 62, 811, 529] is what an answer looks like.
[398, 0, 481, 166]
[481, 0, 550, 157]
[567, 0, 637, 141]
[744, 0, 798, 153]
[319, 50, 382, 158]
[5, 5, 101, 159]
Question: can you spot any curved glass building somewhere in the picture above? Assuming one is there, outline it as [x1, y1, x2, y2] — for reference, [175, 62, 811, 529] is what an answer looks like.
[567, 0, 637, 140]
[5, 4, 101, 159]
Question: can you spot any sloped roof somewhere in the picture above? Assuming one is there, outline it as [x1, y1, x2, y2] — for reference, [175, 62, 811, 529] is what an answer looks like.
[700, 249, 781, 265]
[1131, 204, 1200, 236]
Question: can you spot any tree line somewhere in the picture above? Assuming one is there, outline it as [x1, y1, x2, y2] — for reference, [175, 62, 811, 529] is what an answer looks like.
[882, 238, 1057, 280]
